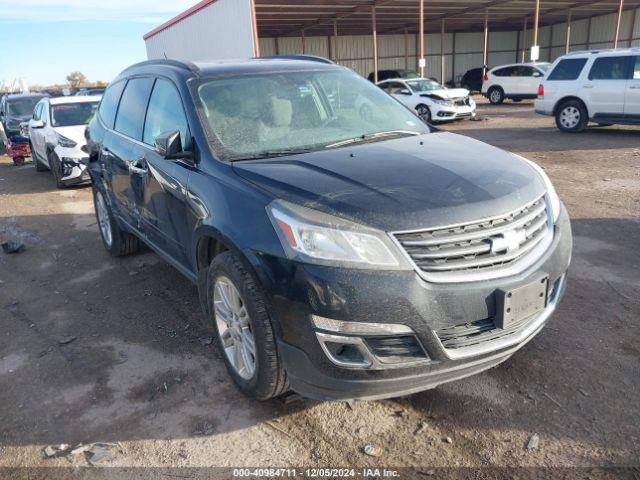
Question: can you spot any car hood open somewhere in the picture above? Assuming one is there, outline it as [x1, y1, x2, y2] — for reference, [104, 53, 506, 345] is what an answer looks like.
[233, 132, 546, 232]
[420, 88, 470, 101]
[54, 126, 87, 149]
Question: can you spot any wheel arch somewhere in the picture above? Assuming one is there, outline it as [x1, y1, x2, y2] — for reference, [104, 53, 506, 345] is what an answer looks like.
[553, 96, 588, 117]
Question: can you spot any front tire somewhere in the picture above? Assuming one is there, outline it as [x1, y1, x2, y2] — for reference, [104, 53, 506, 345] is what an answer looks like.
[92, 187, 139, 256]
[49, 151, 65, 189]
[488, 87, 504, 105]
[208, 251, 288, 400]
[32, 144, 47, 172]
[555, 100, 588, 133]
[416, 104, 431, 123]
[13, 156, 25, 167]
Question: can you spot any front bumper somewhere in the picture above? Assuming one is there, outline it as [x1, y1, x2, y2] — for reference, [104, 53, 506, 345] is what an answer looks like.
[54, 146, 90, 186]
[258, 204, 572, 400]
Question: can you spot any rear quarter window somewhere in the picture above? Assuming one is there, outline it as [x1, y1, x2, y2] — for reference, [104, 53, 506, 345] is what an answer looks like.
[547, 58, 588, 81]
[588, 56, 631, 80]
[98, 81, 126, 129]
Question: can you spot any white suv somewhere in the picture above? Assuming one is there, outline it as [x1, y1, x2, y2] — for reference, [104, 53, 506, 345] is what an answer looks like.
[482, 62, 551, 104]
[28, 96, 100, 187]
[535, 48, 640, 132]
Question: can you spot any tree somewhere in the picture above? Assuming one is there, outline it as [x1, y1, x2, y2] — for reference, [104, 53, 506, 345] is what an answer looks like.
[66, 71, 87, 88]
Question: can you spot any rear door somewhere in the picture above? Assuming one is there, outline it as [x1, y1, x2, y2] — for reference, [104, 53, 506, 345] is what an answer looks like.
[581, 55, 631, 117]
[492, 66, 517, 94]
[624, 56, 640, 118]
[103, 77, 155, 231]
[138, 77, 193, 266]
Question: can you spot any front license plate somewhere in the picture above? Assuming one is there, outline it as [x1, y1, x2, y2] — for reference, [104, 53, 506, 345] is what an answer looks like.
[496, 274, 549, 330]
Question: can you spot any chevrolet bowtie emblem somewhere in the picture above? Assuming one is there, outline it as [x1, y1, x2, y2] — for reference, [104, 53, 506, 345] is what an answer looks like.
[490, 229, 526, 254]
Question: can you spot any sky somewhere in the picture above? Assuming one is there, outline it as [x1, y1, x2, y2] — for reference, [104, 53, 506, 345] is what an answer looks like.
[0, 0, 196, 87]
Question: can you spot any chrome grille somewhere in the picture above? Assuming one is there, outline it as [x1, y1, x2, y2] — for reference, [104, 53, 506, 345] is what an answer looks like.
[393, 196, 551, 281]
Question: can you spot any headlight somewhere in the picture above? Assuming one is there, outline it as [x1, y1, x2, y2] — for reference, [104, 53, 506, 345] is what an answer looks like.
[56, 132, 77, 148]
[267, 200, 410, 269]
[515, 154, 561, 223]
[432, 98, 453, 107]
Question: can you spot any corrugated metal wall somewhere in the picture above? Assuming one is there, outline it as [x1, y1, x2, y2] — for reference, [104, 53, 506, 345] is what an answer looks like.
[258, 6, 640, 82]
[146, 0, 255, 61]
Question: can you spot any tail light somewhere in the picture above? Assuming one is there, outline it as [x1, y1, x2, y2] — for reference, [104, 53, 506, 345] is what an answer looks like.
[483, 73, 488, 82]
[538, 84, 544, 99]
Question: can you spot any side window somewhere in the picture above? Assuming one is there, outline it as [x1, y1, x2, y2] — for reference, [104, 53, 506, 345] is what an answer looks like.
[547, 58, 588, 81]
[114, 77, 154, 140]
[588, 56, 631, 80]
[98, 80, 126, 129]
[40, 104, 48, 124]
[143, 79, 189, 149]
[517, 66, 535, 77]
[494, 67, 516, 77]
[387, 81, 406, 94]
[33, 103, 43, 120]
[633, 56, 640, 80]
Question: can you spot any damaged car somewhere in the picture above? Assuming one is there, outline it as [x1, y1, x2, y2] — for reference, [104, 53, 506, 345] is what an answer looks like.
[377, 77, 476, 123]
[86, 57, 572, 401]
[28, 96, 100, 188]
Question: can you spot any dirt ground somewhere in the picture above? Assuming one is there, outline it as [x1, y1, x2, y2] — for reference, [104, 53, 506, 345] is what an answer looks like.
[0, 98, 638, 475]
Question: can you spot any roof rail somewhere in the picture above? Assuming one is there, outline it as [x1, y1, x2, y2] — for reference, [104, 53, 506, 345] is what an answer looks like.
[121, 58, 200, 74]
[258, 54, 335, 65]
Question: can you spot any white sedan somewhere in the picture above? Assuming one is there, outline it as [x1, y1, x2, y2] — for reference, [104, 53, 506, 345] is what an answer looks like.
[376, 78, 476, 123]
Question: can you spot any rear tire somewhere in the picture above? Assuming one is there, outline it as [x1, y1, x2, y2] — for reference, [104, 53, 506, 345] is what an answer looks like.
[13, 157, 25, 167]
[488, 87, 504, 105]
[208, 251, 288, 401]
[92, 187, 140, 256]
[555, 100, 588, 133]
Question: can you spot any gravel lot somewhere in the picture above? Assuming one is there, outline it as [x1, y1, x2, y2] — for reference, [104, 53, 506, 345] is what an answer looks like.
[0, 98, 638, 475]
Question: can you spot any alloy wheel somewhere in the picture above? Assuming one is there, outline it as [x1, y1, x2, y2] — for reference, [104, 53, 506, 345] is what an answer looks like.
[490, 89, 501, 103]
[95, 191, 113, 248]
[416, 105, 431, 122]
[214, 276, 256, 380]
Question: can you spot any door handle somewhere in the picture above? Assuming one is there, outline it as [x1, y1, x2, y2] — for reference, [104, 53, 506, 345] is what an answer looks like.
[630, 85, 640, 89]
[582, 85, 594, 89]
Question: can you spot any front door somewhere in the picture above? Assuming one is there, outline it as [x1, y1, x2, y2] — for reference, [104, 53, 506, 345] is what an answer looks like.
[138, 78, 193, 267]
[580, 55, 631, 117]
[104, 77, 155, 232]
[624, 56, 640, 118]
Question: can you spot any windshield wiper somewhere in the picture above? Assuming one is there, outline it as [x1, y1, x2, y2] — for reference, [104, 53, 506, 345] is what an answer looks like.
[324, 130, 421, 149]
[228, 148, 315, 161]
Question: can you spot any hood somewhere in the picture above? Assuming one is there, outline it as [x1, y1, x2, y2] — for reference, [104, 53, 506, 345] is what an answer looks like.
[421, 88, 469, 100]
[233, 132, 546, 232]
[54, 125, 87, 147]
[4, 114, 31, 129]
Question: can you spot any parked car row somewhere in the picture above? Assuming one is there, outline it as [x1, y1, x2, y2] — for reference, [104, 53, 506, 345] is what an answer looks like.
[72, 56, 570, 401]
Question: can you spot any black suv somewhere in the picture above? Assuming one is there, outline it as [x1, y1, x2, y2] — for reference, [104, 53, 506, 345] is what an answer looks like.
[86, 58, 572, 401]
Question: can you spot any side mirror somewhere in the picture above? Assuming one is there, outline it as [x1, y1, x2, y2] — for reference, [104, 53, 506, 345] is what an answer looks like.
[155, 130, 192, 160]
[31, 120, 44, 129]
[398, 89, 412, 95]
[533, 72, 542, 78]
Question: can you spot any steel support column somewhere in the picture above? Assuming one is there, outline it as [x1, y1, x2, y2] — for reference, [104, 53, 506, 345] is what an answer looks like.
[419, 0, 425, 77]
[250, 0, 260, 57]
[483, 9, 489, 76]
[372, 5, 378, 83]
[566, 10, 572, 53]
[521, 17, 528, 62]
[404, 28, 409, 70]
[533, 0, 540, 49]
[333, 20, 339, 63]
[301, 29, 306, 54]
[441, 19, 446, 84]
[614, 0, 625, 47]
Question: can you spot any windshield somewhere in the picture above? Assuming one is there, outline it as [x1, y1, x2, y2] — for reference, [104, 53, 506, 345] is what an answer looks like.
[398, 70, 420, 78]
[196, 68, 429, 160]
[6, 96, 44, 117]
[51, 102, 99, 127]
[406, 79, 444, 92]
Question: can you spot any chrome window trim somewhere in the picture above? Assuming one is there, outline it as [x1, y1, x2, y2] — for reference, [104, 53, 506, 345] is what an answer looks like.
[389, 194, 554, 284]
